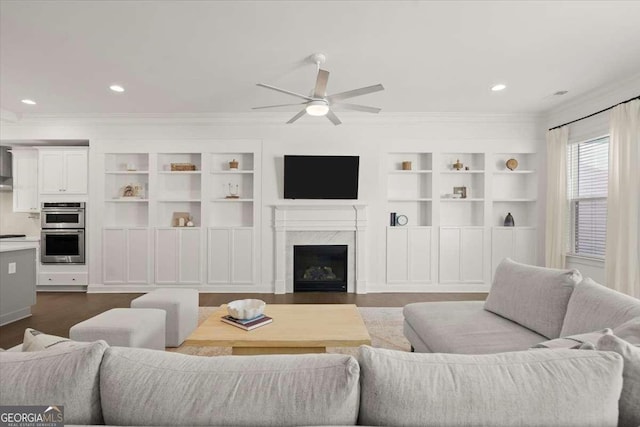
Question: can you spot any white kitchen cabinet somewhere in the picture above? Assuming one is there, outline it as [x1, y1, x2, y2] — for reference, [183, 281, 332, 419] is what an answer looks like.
[386, 226, 431, 283]
[439, 226, 484, 283]
[208, 227, 254, 284]
[11, 149, 39, 212]
[491, 227, 537, 279]
[103, 228, 150, 284]
[39, 149, 88, 194]
[155, 228, 202, 284]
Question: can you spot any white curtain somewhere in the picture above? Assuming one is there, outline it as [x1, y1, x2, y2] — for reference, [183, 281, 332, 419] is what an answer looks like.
[605, 99, 640, 297]
[545, 126, 569, 269]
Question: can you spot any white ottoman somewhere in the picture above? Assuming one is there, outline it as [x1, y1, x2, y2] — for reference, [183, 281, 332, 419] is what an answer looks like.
[131, 288, 199, 347]
[69, 308, 166, 350]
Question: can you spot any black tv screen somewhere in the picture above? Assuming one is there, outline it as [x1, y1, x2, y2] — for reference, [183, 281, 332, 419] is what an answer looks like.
[284, 155, 360, 199]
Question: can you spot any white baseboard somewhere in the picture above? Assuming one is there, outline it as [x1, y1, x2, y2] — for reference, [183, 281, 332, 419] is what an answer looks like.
[87, 283, 275, 293]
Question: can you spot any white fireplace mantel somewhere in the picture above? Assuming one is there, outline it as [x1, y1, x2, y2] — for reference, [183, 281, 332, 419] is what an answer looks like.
[272, 204, 368, 294]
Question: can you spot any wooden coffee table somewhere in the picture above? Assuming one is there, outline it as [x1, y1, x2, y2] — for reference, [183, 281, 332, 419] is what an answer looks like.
[185, 304, 371, 355]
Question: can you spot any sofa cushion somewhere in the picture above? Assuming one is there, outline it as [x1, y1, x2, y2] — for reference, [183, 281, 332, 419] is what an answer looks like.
[0, 341, 108, 425]
[100, 347, 360, 426]
[597, 334, 640, 427]
[357, 345, 623, 427]
[484, 258, 581, 339]
[560, 277, 640, 336]
[403, 301, 547, 354]
[613, 317, 640, 345]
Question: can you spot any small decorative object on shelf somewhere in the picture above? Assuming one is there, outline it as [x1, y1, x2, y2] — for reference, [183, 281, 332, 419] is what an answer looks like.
[395, 214, 408, 226]
[506, 158, 519, 171]
[170, 163, 196, 171]
[390, 212, 397, 226]
[122, 184, 135, 197]
[229, 159, 239, 169]
[401, 161, 412, 170]
[172, 212, 191, 227]
[225, 183, 240, 199]
[453, 186, 467, 199]
[134, 184, 144, 198]
[186, 216, 195, 227]
[453, 159, 464, 170]
[504, 212, 515, 227]
[126, 163, 136, 171]
[465, 166, 470, 171]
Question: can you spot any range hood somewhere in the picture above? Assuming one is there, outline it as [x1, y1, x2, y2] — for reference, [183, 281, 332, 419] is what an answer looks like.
[0, 146, 13, 192]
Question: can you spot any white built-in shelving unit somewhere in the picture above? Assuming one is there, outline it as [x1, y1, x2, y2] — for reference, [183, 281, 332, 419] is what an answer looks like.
[384, 149, 538, 289]
[101, 143, 261, 289]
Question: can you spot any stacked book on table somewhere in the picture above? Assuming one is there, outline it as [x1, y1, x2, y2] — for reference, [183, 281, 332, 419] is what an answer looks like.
[220, 314, 273, 331]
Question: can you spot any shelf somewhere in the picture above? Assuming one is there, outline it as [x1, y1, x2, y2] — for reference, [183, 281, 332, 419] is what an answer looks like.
[157, 199, 201, 202]
[211, 170, 254, 174]
[388, 170, 432, 175]
[493, 198, 537, 202]
[493, 226, 536, 229]
[105, 171, 149, 175]
[388, 198, 432, 202]
[211, 198, 254, 202]
[440, 198, 484, 202]
[440, 170, 484, 174]
[493, 170, 536, 174]
[158, 171, 201, 174]
[105, 199, 149, 203]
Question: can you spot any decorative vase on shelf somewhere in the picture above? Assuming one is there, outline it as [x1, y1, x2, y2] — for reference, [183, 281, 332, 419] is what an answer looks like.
[229, 159, 239, 169]
[504, 212, 515, 227]
[453, 159, 463, 170]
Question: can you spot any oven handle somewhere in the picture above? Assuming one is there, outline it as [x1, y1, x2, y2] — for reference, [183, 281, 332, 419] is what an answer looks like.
[41, 229, 85, 235]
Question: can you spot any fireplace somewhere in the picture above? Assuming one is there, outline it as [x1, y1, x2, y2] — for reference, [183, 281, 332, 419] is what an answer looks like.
[293, 245, 347, 292]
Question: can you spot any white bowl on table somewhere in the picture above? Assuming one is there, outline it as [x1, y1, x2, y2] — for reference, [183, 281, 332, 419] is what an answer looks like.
[227, 299, 266, 320]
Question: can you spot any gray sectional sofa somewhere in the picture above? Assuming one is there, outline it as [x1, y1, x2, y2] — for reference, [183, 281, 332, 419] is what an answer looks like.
[0, 341, 632, 427]
[404, 258, 640, 354]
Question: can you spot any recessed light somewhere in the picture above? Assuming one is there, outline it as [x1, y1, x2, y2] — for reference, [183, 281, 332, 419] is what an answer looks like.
[554, 90, 569, 96]
[109, 85, 125, 93]
[21, 99, 36, 105]
[491, 84, 507, 92]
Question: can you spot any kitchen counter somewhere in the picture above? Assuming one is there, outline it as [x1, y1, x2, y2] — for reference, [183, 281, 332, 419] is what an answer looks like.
[0, 235, 40, 242]
[0, 241, 39, 253]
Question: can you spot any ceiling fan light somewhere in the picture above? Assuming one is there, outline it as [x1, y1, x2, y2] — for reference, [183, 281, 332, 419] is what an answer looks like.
[306, 100, 329, 116]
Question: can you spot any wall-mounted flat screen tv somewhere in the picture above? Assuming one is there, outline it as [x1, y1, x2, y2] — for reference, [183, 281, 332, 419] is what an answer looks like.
[284, 155, 360, 199]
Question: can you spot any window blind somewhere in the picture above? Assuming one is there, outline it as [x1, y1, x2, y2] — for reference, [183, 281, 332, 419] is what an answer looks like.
[567, 136, 609, 258]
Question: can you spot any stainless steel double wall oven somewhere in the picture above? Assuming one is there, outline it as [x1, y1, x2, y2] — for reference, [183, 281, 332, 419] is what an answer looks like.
[40, 202, 85, 264]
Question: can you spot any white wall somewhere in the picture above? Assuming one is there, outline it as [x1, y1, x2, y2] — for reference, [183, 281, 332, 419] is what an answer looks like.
[0, 192, 40, 236]
[1, 113, 545, 291]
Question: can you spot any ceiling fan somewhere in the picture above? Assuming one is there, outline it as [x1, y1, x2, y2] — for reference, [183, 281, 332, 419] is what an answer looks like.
[253, 53, 384, 125]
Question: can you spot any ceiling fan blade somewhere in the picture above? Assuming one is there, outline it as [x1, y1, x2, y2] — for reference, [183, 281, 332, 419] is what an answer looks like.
[286, 109, 307, 124]
[256, 83, 314, 101]
[332, 102, 381, 114]
[313, 69, 330, 98]
[252, 102, 308, 110]
[327, 84, 384, 102]
[325, 110, 342, 126]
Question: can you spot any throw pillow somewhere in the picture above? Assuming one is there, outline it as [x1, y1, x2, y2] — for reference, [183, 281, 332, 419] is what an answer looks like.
[484, 258, 581, 339]
[357, 345, 622, 427]
[531, 328, 613, 349]
[613, 317, 640, 345]
[597, 334, 640, 427]
[22, 328, 77, 352]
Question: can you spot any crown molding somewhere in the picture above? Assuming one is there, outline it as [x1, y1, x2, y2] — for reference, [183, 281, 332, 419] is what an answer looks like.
[545, 72, 640, 128]
[2, 111, 542, 127]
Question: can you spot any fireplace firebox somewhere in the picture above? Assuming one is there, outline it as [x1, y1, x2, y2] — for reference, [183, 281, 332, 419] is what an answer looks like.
[293, 245, 347, 292]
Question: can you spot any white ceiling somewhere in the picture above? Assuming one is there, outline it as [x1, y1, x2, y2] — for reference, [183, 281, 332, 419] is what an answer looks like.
[1, 1, 640, 116]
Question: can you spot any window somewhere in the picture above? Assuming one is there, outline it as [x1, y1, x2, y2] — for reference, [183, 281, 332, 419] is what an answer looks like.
[567, 136, 609, 258]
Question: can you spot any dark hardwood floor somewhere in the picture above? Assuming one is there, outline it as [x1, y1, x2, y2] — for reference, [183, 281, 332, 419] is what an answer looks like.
[0, 291, 487, 349]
